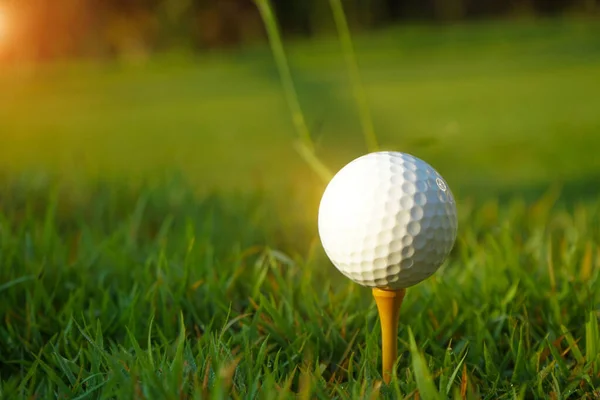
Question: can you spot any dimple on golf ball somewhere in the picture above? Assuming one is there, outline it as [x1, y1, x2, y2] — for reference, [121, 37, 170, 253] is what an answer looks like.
[318, 151, 458, 289]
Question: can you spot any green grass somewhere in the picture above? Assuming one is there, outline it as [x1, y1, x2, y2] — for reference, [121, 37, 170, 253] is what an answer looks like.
[1, 17, 600, 398]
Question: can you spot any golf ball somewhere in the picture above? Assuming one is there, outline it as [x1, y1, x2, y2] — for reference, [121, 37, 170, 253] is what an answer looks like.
[318, 151, 457, 289]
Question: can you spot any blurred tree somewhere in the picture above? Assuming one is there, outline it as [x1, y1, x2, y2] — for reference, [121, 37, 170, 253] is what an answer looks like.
[193, 0, 263, 49]
[432, 0, 467, 21]
[0, 0, 597, 63]
[155, 0, 195, 49]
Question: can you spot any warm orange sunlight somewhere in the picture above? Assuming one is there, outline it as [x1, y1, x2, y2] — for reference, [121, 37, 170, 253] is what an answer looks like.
[0, 7, 6, 44]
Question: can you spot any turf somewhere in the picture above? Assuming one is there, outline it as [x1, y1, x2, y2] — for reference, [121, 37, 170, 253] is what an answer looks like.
[1, 17, 600, 399]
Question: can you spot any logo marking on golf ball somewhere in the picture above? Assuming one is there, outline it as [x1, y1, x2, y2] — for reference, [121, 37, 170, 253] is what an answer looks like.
[436, 178, 447, 191]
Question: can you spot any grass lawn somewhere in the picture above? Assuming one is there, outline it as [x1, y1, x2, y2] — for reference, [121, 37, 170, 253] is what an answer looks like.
[1, 17, 600, 399]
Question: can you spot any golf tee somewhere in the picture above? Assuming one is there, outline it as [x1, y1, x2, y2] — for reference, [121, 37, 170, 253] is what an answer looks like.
[372, 287, 406, 384]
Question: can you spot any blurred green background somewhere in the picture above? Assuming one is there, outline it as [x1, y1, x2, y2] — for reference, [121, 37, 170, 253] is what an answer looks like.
[1, 1, 599, 244]
[3, 3, 600, 396]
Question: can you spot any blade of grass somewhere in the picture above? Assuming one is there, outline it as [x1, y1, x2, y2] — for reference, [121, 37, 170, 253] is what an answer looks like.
[585, 311, 599, 374]
[0, 275, 35, 293]
[329, 0, 379, 153]
[560, 325, 584, 365]
[446, 350, 468, 395]
[408, 328, 442, 400]
[254, 0, 332, 182]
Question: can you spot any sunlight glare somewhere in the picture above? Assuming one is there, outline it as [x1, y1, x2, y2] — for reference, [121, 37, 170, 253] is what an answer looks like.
[0, 7, 6, 43]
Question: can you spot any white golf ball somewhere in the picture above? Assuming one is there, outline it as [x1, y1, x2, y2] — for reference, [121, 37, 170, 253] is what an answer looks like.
[318, 151, 457, 289]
